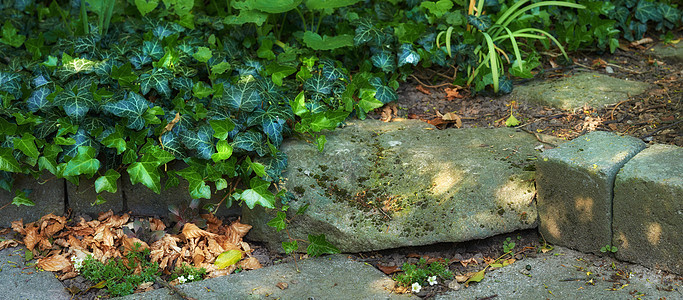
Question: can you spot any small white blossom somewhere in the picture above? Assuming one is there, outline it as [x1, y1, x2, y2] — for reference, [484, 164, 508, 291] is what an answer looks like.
[71, 256, 84, 271]
[188, 274, 195, 281]
[411, 282, 421, 293]
[178, 276, 187, 284]
[428, 276, 437, 286]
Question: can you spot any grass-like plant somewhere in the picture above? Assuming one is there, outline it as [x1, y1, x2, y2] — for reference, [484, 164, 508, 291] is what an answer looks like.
[437, 0, 585, 93]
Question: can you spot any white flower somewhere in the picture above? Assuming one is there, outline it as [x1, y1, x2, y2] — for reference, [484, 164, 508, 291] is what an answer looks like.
[178, 276, 187, 284]
[428, 275, 437, 286]
[187, 274, 194, 281]
[71, 256, 84, 271]
[411, 282, 421, 293]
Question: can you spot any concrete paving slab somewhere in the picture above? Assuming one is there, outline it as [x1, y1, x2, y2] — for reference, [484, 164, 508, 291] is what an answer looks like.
[536, 131, 646, 254]
[115, 254, 414, 300]
[650, 43, 683, 64]
[511, 72, 650, 110]
[0, 243, 71, 300]
[613, 144, 683, 275]
[437, 246, 682, 300]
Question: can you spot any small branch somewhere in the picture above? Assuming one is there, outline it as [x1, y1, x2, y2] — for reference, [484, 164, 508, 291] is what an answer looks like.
[639, 118, 683, 140]
[409, 74, 460, 89]
[154, 275, 197, 300]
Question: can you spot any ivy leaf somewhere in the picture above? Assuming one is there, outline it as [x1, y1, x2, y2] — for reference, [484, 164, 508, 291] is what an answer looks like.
[420, 0, 453, 18]
[357, 88, 383, 113]
[139, 68, 172, 96]
[111, 63, 137, 88]
[103, 92, 151, 130]
[135, 0, 159, 16]
[180, 125, 215, 160]
[27, 87, 52, 112]
[634, 0, 661, 23]
[220, 83, 261, 112]
[0, 71, 22, 98]
[95, 169, 120, 193]
[12, 190, 35, 207]
[307, 234, 340, 257]
[371, 51, 396, 73]
[282, 240, 298, 254]
[193, 46, 212, 63]
[129, 52, 152, 69]
[306, 0, 361, 10]
[211, 140, 233, 162]
[262, 151, 287, 179]
[159, 131, 183, 158]
[354, 19, 387, 46]
[397, 44, 421, 67]
[176, 167, 211, 199]
[302, 32, 354, 50]
[0, 21, 26, 48]
[55, 80, 95, 118]
[142, 40, 164, 60]
[467, 14, 492, 32]
[232, 131, 266, 155]
[241, 177, 275, 209]
[63, 146, 100, 177]
[247, 106, 291, 147]
[14, 134, 40, 159]
[659, 4, 680, 24]
[267, 211, 287, 232]
[303, 73, 333, 95]
[0, 148, 22, 172]
[192, 81, 213, 99]
[127, 161, 161, 194]
[369, 77, 397, 104]
[209, 118, 236, 140]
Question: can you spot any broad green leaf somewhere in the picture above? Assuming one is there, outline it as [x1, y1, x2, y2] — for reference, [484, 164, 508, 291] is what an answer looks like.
[241, 177, 274, 209]
[267, 211, 287, 232]
[465, 269, 486, 286]
[354, 19, 388, 46]
[397, 44, 421, 67]
[214, 250, 242, 269]
[247, 157, 266, 177]
[357, 88, 383, 113]
[223, 9, 268, 26]
[257, 38, 275, 60]
[103, 92, 151, 131]
[63, 146, 100, 177]
[265, 63, 297, 86]
[296, 203, 310, 215]
[211, 62, 231, 75]
[55, 80, 95, 118]
[138, 68, 172, 96]
[505, 114, 520, 127]
[371, 51, 396, 73]
[176, 167, 211, 199]
[420, 0, 453, 18]
[143, 40, 164, 60]
[232, 131, 268, 156]
[244, 0, 301, 13]
[306, 0, 361, 10]
[14, 134, 39, 159]
[467, 14, 492, 31]
[93, 195, 107, 205]
[211, 140, 233, 162]
[303, 32, 354, 50]
[209, 119, 236, 140]
[215, 178, 228, 190]
[193, 81, 214, 99]
[0, 148, 22, 172]
[135, 0, 159, 16]
[306, 234, 340, 256]
[127, 162, 161, 194]
[220, 83, 261, 112]
[289, 91, 309, 116]
[316, 135, 326, 152]
[282, 240, 298, 254]
[111, 63, 137, 88]
[95, 169, 120, 193]
[12, 190, 35, 207]
[634, 0, 661, 23]
[0, 21, 26, 48]
[193, 46, 212, 63]
[180, 125, 215, 160]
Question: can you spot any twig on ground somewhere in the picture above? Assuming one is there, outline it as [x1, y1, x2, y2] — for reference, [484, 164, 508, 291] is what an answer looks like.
[517, 127, 558, 147]
[639, 118, 683, 140]
[154, 275, 197, 300]
[409, 74, 458, 88]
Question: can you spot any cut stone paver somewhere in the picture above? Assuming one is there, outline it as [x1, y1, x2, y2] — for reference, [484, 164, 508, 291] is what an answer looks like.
[536, 131, 646, 254]
[0, 244, 71, 300]
[115, 254, 413, 300]
[0, 172, 64, 227]
[650, 43, 683, 64]
[613, 144, 683, 275]
[436, 246, 682, 300]
[511, 72, 650, 110]
[67, 177, 124, 216]
[244, 120, 563, 253]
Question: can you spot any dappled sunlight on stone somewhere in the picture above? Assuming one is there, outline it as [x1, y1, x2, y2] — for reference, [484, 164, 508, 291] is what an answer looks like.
[617, 231, 629, 250]
[574, 196, 594, 222]
[646, 222, 662, 245]
[430, 164, 463, 196]
[544, 216, 561, 240]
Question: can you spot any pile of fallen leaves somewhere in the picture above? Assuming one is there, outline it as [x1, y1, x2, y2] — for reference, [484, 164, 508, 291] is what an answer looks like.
[4, 210, 261, 285]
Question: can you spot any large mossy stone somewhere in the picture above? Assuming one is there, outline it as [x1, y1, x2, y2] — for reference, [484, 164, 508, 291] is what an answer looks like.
[243, 120, 563, 253]
[650, 43, 683, 64]
[512, 72, 650, 110]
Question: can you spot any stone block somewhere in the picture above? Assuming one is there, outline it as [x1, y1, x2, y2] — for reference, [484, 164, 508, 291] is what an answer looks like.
[121, 161, 238, 217]
[0, 172, 64, 226]
[244, 119, 565, 253]
[67, 176, 124, 216]
[536, 131, 645, 254]
[613, 144, 683, 275]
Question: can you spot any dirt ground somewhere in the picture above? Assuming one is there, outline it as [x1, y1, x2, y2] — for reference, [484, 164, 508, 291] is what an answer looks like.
[371, 43, 682, 147]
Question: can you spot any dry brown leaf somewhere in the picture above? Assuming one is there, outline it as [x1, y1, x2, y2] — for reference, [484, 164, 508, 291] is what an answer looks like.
[377, 264, 401, 275]
[459, 257, 479, 267]
[230, 220, 251, 238]
[276, 282, 289, 290]
[238, 256, 262, 270]
[59, 271, 79, 280]
[0, 239, 18, 250]
[549, 58, 559, 69]
[442, 112, 462, 128]
[455, 274, 469, 283]
[37, 254, 71, 272]
[164, 112, 181, 133]
[93, 226, 115, 247]
[631, 37, 653, 46]
[182, 223, 216, 239]
[103, 213, 129, 228]
[39, 213, 66, 237]
[444, 87, 464, 100]
[23, 226, 40, 251]
[122, 236, 150, 254]
[416, 85, 431, 95]
[98, 210, 114, 221]
[591, 58, 607, 68]
[149, 218, 166, 231]
[11, 220, 25, 235]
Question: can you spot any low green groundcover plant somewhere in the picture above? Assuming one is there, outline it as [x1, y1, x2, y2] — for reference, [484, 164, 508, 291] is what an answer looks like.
[394, 257, 454, 293]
